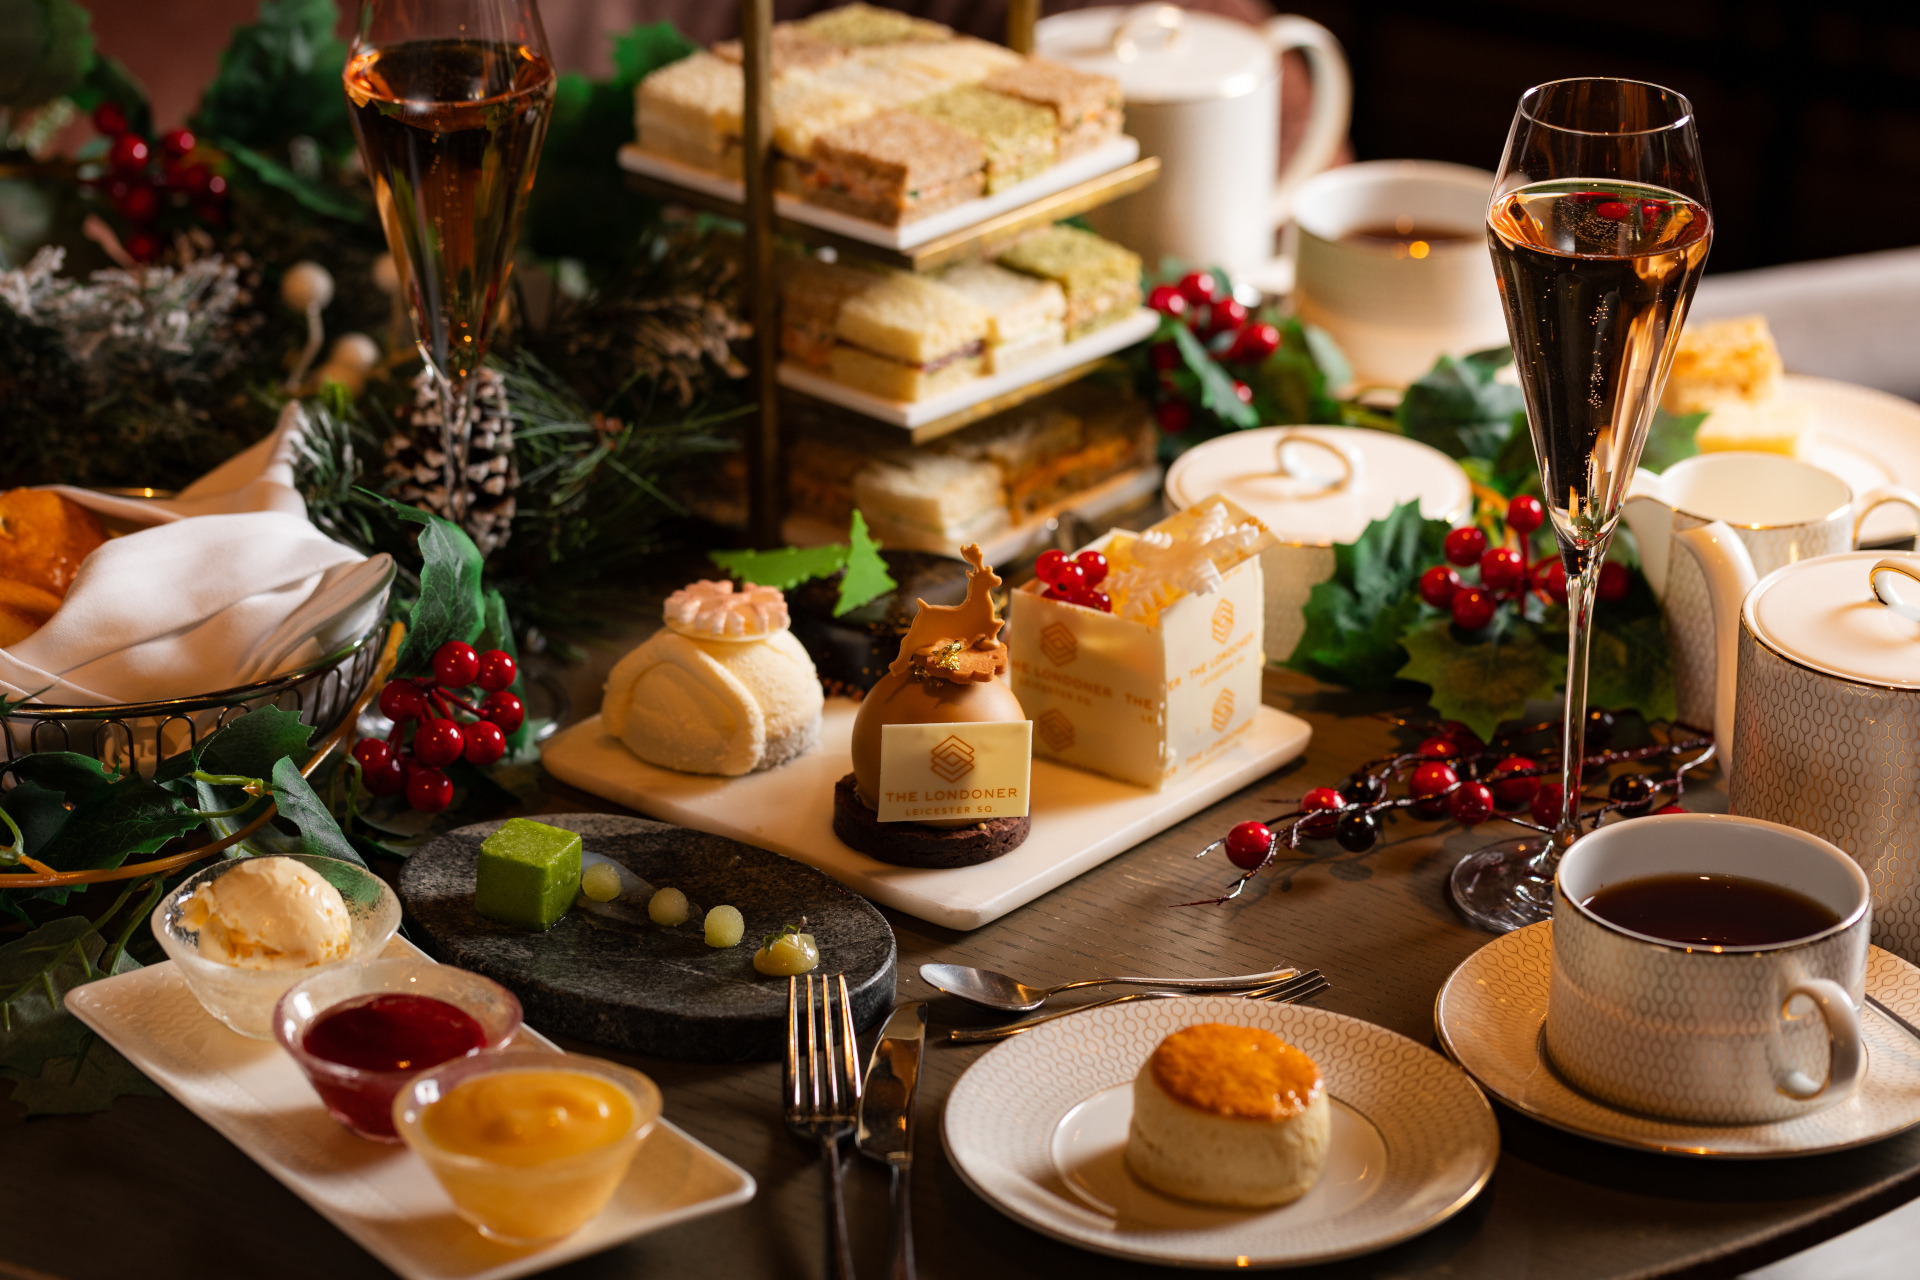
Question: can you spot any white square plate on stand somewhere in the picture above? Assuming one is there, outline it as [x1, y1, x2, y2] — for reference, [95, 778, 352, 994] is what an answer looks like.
[66, 937, 755, 1280]
[540, 699, 1311, 930]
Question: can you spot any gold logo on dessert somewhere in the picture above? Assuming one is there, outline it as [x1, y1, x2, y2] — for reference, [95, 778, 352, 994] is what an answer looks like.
[928, 734, 976, 782]
[1210, 689, 1235, 732]
[1036, 709, 1075, 752]
[1039, 621, 1077, 667]
[1211, 600, 1235, 644]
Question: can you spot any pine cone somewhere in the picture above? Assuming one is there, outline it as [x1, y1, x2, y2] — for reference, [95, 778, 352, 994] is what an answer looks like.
[383, 366, 519, 555]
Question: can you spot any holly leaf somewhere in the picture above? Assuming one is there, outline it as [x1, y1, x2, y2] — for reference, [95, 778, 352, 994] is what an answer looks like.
[270, 758, 364, 868]
[1252, 317, 1345, 426]
[1284, 501, 1452, 689]
[1399, 350, 1526, 461]
[709, 543, 849, 590]
[1638, 407, 1707, 476]
[31, 773, 203, 873]
[1398, 615, 1567, 742]
[834, 511, 897, 617]
[361, 492, 486, 679]
[1169, 319, 1258, 428]
[221, 140, 369, 222]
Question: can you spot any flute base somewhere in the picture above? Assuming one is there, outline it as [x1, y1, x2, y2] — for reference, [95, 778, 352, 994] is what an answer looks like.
[1450, 836, 1559, 933]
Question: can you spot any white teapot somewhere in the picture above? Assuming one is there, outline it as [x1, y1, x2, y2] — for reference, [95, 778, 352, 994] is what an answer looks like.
[1675, 523, 1920, 959]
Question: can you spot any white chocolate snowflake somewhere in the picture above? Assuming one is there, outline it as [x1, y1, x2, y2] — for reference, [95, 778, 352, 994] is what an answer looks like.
[1106, 502, 1269, 625]
[663, 580, 791, 639]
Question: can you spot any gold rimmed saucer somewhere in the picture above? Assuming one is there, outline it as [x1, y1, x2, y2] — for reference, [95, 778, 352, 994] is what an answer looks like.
[1435, 922, 1920, 1158]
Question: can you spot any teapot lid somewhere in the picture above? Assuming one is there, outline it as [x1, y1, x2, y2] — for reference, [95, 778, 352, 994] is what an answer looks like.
[1163, 426, 1472, 545]
[1745, 551, 1920, 690]
[1034, 7, 1275, 104]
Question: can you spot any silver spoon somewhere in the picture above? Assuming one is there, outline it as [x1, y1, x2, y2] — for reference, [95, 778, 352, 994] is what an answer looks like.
[919, 961, 1300, 1014]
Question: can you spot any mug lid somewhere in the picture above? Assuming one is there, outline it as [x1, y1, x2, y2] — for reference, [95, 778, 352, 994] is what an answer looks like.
[1163, 426, 1472, 545]
[1745, 551, 1920, 690]
[1034, 7, 1274, 103]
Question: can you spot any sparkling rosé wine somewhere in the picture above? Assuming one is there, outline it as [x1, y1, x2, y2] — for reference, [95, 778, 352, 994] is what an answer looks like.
[344, 39, 554, 389]
[1487, 181, 1711, 566]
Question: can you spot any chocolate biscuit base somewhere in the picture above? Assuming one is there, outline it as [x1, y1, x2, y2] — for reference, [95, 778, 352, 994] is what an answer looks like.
[832, 773, 1029, 867]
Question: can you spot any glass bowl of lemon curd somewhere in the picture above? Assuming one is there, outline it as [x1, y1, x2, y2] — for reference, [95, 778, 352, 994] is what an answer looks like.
[392, 1050, 662, 1243]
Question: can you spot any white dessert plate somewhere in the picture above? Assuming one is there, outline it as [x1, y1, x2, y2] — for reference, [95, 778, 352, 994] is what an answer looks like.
[65, 936, 755, 1280]
[777, 308, 1159, 430]
[540, 699, 1311, 931]
[617, 135, 1140, 251]
[1435, 922, 1920, 1158]
[942, 995, 1498, 1269]
[1757, 374, 1920, 542]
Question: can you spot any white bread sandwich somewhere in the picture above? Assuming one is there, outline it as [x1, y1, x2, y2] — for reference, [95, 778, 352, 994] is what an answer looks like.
[853, 453, 1011, 551]
[830, 271, 988, 401]
[935, 261, 1066, 374]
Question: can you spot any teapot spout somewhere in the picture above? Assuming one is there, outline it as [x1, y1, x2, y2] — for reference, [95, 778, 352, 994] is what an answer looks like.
[1673, 522, 1759, 768]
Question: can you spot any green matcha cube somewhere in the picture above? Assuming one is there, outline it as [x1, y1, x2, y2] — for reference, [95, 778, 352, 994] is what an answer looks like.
[475, 819, 582, 931]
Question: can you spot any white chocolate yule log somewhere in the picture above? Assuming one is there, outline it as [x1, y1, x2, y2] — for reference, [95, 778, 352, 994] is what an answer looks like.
[1010, 497, 1273, 790]
[603, 581, 824, 776]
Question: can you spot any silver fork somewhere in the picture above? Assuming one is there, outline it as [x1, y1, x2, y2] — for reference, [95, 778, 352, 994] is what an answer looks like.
[947, 970, 1331, 1043]
[786, 973, 863, 1280]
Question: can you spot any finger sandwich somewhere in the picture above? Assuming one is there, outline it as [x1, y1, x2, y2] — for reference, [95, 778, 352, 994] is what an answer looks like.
[984, 57, 1124, 158]
[780, 256, 886, 368]
[935, 261, 1065, 374]
[830, 272, 988, 401]
[636, 52, 743, 175]
[709, 26, 848, 77]
[997, 225, 1143, 339]
[799, 3, 953, 47]
[807, 111, 985, 225]
[853, 452, 1011, 550]
[909, 86, 1058, 193]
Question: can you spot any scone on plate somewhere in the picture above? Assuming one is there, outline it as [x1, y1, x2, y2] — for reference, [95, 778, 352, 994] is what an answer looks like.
[1126, 1022, 1330, 1208]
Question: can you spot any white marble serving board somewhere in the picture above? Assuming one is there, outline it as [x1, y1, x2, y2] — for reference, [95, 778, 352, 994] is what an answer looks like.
[539, 700, 1311, 931]
[66, 937, 755, 1280]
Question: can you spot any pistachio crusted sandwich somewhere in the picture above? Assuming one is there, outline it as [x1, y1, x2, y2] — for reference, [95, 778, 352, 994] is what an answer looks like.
[806, 111, 985, 225]
[909, 86, 1058, 194]
[998, 225, 1143, 339]
[984, 58, 1124, 158]
[799, 2, 953, 47]
[830, 272, 989, 402]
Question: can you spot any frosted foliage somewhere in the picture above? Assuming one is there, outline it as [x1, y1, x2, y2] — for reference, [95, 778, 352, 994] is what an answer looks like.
[0, 245, 242, 367]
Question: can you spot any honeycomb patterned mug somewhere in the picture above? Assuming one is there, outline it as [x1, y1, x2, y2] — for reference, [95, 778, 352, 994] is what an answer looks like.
[1545, 813, 1868, 1124]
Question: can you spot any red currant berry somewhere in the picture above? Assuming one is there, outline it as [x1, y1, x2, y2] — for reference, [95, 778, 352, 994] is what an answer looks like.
[1300, 786, 1344, 837]
[480, 690, 525, 734]
[1226, 322, 1281, 364]
[1598, 561, 1631, 603]
[1035, 549, 1067, 584]
[114, 183, 159, 223]
[1083, 589, 1112, 613]
[462, 719, 507, 766]
[1155, 400, 1191, 434]
[1505, 494, 1544, 535]
[1075, 550, 1109, 586]
[411, 717, 466, 768]
[378, 680, 427, 724]
[176, 163, 212, 194]
[1146, 284, 1187, 316]
[1444, 526, 1488, 567]
[1417, 736, 1458, 760]
[1150, 340, 1180, 370]
[407, 767, 453, 813]
[361, 750, 408, 797]
[1655, 803, 1686, 816]
[1530, 781, 1566, 828]
[351, 738, 391, 774]
[1595, 200, 1630, 220]
[160, 128, 195, 159]
[1479, 547, 1525, 591]
[1224, 820, 1274, 870]
[433, 641, 480, 689]
[109, 133, 150, 173]
[1207, 297, 1249, 337]
[1489, 756, 1542, 809]
[1053, 561, 1088, 595]
[92, 102, 129, 136]
[1419, 565, 1460, 608]
[1177, 270, 1219, 305]
[1450, 587, 1497, 631]
[475, 649, 516, 692]
[1536, 559, 1569, 605]
[1449, 781, 1496, 827]
[1231, 379, 1254, 405]
[124, 230, 161, 262]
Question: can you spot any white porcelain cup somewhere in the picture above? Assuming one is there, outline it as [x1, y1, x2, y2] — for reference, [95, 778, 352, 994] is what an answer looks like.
[1622, 450, 1920, 730]
[1289, 160, 1510, 386]
[1546, 813, 1869, 1124]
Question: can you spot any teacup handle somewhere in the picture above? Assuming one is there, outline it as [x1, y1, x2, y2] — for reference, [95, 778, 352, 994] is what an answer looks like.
[1852, 484, 1920, 547]
[1775, 979, 1864, 1102]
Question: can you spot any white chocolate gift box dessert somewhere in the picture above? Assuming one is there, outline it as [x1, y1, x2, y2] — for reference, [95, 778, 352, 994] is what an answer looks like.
[1010, 496, 1274, 790]
[602, 581, 825, 776]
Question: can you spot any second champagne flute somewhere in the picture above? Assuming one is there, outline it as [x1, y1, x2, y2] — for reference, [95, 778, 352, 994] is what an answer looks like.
[1450, 78, 1713, 933]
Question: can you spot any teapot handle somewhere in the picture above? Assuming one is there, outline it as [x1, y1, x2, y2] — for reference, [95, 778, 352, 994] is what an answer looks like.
[1673, 521, 1759, 764]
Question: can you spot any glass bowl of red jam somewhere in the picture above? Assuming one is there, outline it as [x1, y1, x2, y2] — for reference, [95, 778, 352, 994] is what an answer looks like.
[274, 958, 522, 1141]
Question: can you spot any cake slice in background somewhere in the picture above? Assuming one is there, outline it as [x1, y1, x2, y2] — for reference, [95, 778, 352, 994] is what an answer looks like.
[829, 272, 989, 400]
[997, 225, 1143, 339]
[984, 57, 1123, 158]
[935, 261, 1066, 373]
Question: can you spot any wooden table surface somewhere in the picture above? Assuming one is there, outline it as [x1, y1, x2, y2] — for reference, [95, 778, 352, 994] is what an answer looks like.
[9, 663, 1920, 1280]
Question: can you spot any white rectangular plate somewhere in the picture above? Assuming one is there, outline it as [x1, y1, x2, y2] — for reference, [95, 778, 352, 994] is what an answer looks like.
[66, 938, 755, 1280]
[617, 136, 1140, 251]
[777, 309, 1158, 429]
[540, 700, 1311, 931]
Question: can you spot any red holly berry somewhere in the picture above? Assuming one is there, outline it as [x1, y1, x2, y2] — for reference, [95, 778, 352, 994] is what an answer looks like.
[407, 767, 453, 813]
[108, 133, 150, 173]
[1536, 558, 1569, 605]
[124, 230, 162, 262]
[1489, 756, 1542, 809]
[1150, 340, 1180, 370]
[1075, 550, 1109, 586]
[1595, 201, 1630, 220]
[1530, 781, 1566, 828]
[1231, 379, 1254, 406]
[205, 174, 228, 198]
[1419, 565, 1460, 609]
[379, 680, 427, 724]
[1417, 735, 1458, 760]
[1155, 400, 1191, 434]
[175, 163, 212, 194]
[1410, 761, 1459, 817]
[1299, 786, 1344, 837]
[433, 641, 481, 689]
[1224, 820, 1274, 870]
[1207, 297, 1249, 337]
[1479, 547, 1526, 591]
[1506, 494, 1544, 535]
[160, 128, 195, 159]
[1177, 271, 1220, 305]
[1083, 589, 1112, 613]
[114, 183, 159, 223]
[92, 102, 129, 137]
[1444, 526, 1488, 567]
[480, 690, 525, 734]
[1226, 322, 1281, 364]
[1449, 781, 1496, 827]
[1035, 549, 1067, 584]
[1450, 587, 1497, 631]
[1440, 722, 1485, 756]
[1147, 284, 1187, 316]
[411, 717, 466, 768]
[1598, 561, 1631, 603]
[462, 719, 507, 766]
[476, 649, 517, 692]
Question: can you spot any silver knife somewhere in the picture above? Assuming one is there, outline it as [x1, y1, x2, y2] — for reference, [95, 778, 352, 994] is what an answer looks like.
[857, 1001, 927, 1280]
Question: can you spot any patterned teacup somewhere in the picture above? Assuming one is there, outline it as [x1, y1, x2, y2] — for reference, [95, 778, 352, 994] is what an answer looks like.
[1545, 813, 1869, 1124]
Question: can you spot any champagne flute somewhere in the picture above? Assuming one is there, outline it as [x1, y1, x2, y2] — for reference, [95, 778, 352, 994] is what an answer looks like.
[343, 0, 555, 532]
[1449, 79, 1713, 933]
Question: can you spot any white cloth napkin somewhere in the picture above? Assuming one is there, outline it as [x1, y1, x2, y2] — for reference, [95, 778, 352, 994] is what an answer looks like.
[4, 403, 395, 706]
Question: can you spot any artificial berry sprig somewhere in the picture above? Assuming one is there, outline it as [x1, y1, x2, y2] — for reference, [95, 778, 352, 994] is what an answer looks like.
[353, 640, 520, 814]
[88, 106, 230, 261]
[1420, 495, 1633, 633]
[1035, 548, 1113, 613]
[1181, 712, 1714, 905]
[1145, 269, 1278, 435]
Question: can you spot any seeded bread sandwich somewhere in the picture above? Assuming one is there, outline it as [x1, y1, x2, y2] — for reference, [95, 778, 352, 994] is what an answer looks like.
[984, 58, 1124, 158]
[998, 225, 1143, 339]
[830, 272, 989, 401]
[910, 86, 1058, 194]
[807, 111, 985, 225]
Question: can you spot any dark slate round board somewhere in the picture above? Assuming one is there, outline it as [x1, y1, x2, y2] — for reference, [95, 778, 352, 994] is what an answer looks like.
[398, 814, 897, 1063]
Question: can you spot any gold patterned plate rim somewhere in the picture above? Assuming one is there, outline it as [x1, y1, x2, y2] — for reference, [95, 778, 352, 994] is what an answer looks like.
[1435, 922, 1920, 1159]
[942, 996, 1499, 1269]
